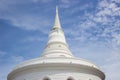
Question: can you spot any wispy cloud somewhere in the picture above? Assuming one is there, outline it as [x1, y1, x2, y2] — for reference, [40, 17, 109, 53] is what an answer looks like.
[22, 36, 47, 42]
[60, 0, 79, 8]
[69, 37, 120, 80]
[65, 0, 120, 48]
[10, 15, 52, 33]
[0, 51, 6, 57]
[32, 0, 53, 3]
[0, 53, 25, 80]
[11, 56, 24, 63]
[62, 1, 120, 79]
[101, 51, 120, 80]
[0, 0, 53, 34]
[102, 62, 120, 80]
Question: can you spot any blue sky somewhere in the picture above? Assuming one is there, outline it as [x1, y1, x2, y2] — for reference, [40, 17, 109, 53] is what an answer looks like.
[0, 0, 120, 80]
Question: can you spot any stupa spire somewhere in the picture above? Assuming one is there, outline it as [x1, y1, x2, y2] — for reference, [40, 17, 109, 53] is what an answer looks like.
[47, 6, 67, 45]
[52, 6, 61, 29]
[56, 6, 58, 14]
[41, 6, 73, 57]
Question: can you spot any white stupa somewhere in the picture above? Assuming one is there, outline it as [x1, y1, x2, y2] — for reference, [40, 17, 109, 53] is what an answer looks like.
[7, 7, 105, 80]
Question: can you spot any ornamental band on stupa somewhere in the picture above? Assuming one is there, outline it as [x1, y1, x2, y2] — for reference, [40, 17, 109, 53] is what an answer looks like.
[7, 6, 105, 80]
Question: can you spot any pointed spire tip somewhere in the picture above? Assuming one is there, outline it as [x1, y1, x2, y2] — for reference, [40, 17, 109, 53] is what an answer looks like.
[52, 5, 62, 30]
[56, 5, 58, 13]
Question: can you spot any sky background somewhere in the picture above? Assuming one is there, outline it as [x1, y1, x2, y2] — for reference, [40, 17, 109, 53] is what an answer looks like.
[0, 0, 120, 80]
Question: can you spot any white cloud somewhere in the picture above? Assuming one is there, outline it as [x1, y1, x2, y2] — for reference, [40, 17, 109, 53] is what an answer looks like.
[112, 33, 120, 45]
[11, 15, 51, 33]
[102, 62, 120, 80]
[97, 0, 120, 17]
[0, 66, 13, 80]
[98, 0, 109, 8]
[60, 0, 79, 8]
[68, 36, 120, 80]
[32, 0, 53, 3]
[111, 0, 120, 2]
[0, 55, 25, 80]
[61, 0, 71, 4]
[79, 20, 96, 29]
[62, 1, 120, 80]
[0, 51, 6, 57]
[0, 0, 52, 34]
[11, 56, 24, 63]
[0, 11, 52, 34]
[100, 51, 120, 80]
[71, 0, 120, 47]
[0, 0, 31, 11]
[22, 36, 47, 42]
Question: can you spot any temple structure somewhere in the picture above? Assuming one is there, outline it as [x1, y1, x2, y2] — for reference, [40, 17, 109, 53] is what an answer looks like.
[7, 7, 105, 80]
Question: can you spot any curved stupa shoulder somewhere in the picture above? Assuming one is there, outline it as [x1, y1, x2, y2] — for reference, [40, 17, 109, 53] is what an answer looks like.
[8, 57, 105, 80]
[12, 57, 100, 70]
